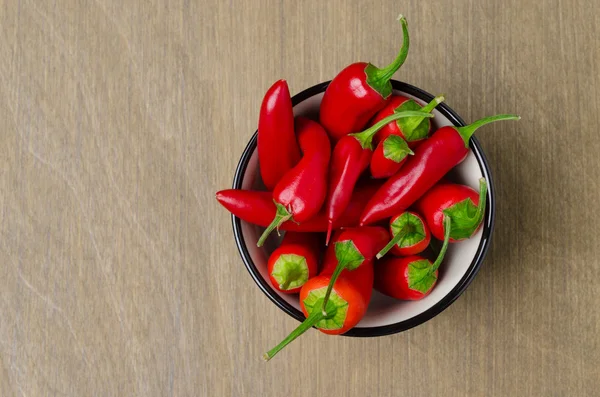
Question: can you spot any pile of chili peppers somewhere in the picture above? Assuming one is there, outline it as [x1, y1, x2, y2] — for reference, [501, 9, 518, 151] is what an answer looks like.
[215, 15, 520, 361]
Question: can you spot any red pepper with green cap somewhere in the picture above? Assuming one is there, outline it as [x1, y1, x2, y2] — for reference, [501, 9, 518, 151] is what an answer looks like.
[376, 210, 431, 258]
[375, 180, 487, 299]
[370, 95, 444, 149]
[263, 229, 381, 361]
[415, 178, 488, 242]
[369, 95, 445, 179]
[319, 15, 410, 141]
[360, 114, 520, 226]
[256, 117, 331, 247]
[375, 216, 451, 300]
[319, 226, 389, 311]
[267, 232, 321, 294]
[263, 260, 374, 360]
[369, 135, 413, 179]
[324, 110, 434, 244]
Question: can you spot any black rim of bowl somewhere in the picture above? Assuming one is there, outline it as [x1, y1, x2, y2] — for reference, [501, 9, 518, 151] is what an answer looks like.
[231, 80, 495, 337]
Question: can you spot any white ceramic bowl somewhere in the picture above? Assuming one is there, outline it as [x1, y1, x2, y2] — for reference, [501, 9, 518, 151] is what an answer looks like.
[231, 81, 495, 336]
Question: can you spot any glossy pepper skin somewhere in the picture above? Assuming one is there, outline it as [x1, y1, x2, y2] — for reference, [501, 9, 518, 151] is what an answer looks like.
[370, 95, 443, 147]
[360, 114, 519, 225]
[361, 127, 469, 225]
[374, 216, 452, 300]
[369, 135, 413, 179]
[320, 226, 389, 310]
[370, 95, 410, 144]
[324, 110, 433, 243]
[216, 180, 382, 232]
[263, 246, 374, 361]
[319, 15, 410, 141]
[257, 117, 331, 246]
[415, 178, 488, 242]
[375, 255, 437, 300]
[267, 232, 320, 294]
[258, 80, 301, 190]
[369, 95, 444, 179]
[324, 139, 371, 241]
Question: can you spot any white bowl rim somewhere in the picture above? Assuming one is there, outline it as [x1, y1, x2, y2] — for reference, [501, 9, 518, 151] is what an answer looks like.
[231, 80, 495, 337]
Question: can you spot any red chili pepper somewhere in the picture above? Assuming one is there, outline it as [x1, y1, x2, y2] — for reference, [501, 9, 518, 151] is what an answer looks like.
[360, 114, 519, 225]
[374, 216, 451, 300]
[370, 95, 409, 142]
[376, 210, 431, 258]
[319, 15, 410, 141]
[258, 80, 301, 190]
[369, 135, 413, 179]
[267, 232, 320, 294]
[324, 110, 433, 243]
[415, 178, 487, 242]
[369, 95, 445, 179]
[216, 180, 382, 232]
[263, 249, 374, 361]
[319, 226, 389, 310]
[370, 95, 444, 148]
[303, 261, 373, 335]
[257, 117, 331, 247]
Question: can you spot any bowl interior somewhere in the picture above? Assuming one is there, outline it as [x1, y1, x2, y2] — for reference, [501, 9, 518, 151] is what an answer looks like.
[235, 84, 492, 332]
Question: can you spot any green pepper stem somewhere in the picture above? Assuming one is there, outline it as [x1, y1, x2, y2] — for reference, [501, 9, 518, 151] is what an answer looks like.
[430, 215, 452, 273]
[320, 263, 346, 315]
[279, 279, 292, 291]
[420, 94, 445, 113]
[264, 297, 340, 361]
[263, 309, 324, 361]
[456, 114, 520, 146]
[472, 178, 488, 233]
[376, 227, 412, 259]
[257, 202, 292, 247]
[350, 111, 433, 150]
[368, 15, 409, 84]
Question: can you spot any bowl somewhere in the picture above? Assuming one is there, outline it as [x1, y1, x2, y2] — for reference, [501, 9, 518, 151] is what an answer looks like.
[231, 80, 495, 337]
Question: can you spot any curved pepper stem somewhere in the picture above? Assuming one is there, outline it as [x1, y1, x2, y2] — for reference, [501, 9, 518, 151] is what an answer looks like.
[456, 114, 520, 147]
[350, 111, 433, 150]
[471, 178, 488, 234]
[430, 215, 452, 273]
[257, 202, 293, 247]
[365, 15, 409, 98]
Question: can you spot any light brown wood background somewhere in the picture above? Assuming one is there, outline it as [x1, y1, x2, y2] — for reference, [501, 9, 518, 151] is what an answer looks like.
[0, 0, 598, 396]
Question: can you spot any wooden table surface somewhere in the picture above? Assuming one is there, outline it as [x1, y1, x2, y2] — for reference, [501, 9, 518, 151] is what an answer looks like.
[1, 1, 599, 396]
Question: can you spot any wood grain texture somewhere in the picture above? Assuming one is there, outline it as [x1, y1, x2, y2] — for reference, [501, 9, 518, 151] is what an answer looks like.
[0, 0, 598, 395]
